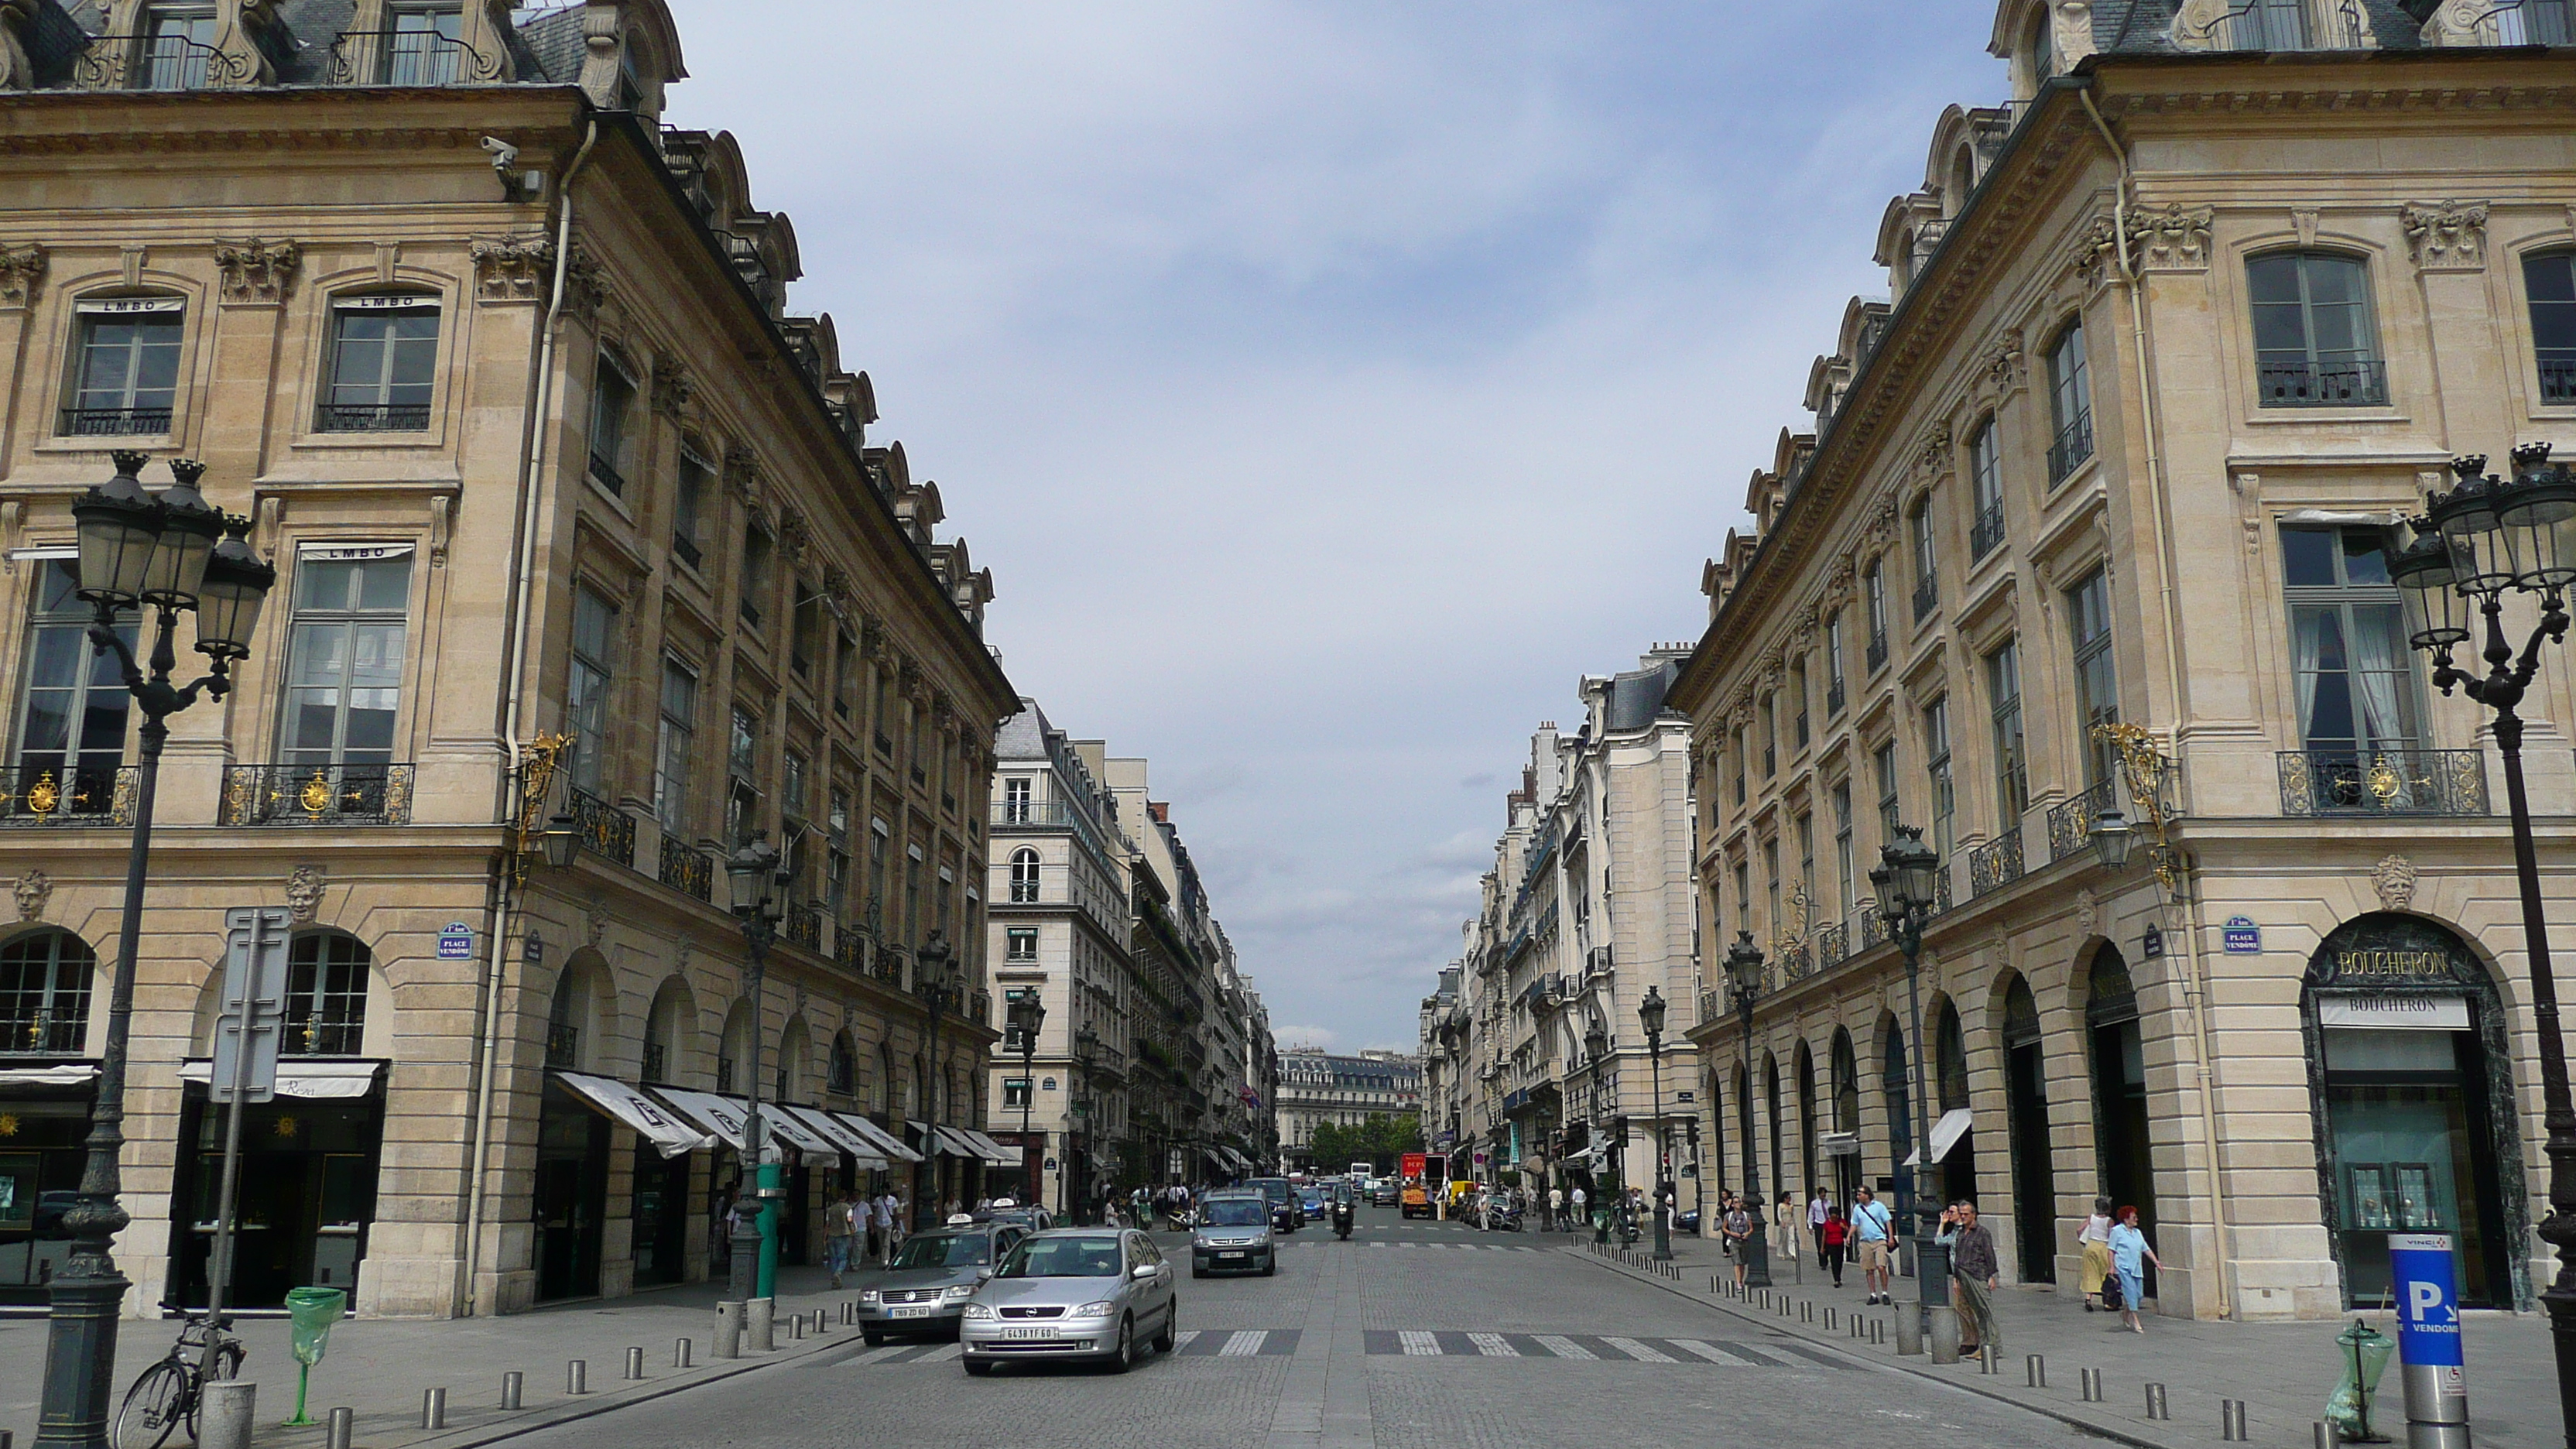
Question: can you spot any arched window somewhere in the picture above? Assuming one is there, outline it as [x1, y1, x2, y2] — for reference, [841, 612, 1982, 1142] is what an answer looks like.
[286, 931, 369, 1056]
[829, 1031, 857, 1095]
[0, 930, 95, 1054]
[1009, 848, 1040, 904]
[62, 293, 185, 437]
[1968, 417, 2005, 559]
[642, 981, 686, 1084]
[546, 968, 584, 1071]
[2249, 251, 2385, 406]
[2523, 251, 2576, 403]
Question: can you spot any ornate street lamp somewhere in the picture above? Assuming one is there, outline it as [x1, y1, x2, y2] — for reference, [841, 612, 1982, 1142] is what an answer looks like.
[1721, 931, 1771, 1287]
[1870, 824, 1949, 1354]
[2386, 447, 2576, 1440]
[722, 834, 786, 1306]
[40, 455, 275, 1449]
[1639, 985, 1671, 1261]
[1009, 993, 1047, 1204]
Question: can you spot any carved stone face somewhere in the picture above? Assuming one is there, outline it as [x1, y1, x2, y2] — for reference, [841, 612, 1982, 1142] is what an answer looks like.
[12, 868, 50, 922]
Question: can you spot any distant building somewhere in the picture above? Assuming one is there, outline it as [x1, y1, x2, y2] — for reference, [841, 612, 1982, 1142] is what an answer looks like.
[1276, 1048, 1421, 1169]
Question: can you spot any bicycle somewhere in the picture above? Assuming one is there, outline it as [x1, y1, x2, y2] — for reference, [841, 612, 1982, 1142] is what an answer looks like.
[114, 1312, 244, 1449]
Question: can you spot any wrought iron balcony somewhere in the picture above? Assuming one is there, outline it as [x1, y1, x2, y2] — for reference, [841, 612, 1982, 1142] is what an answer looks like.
[641, 1041, 667, 1084]
[2, 1007, 86, 1055]
[544, 1023, 579, 1070]
[325, 26, 502, 85]
[566, 787, 635, 868]
[1815, 920, 1848, 971]
[73, 33, 235, 91]
[786, 901, 822, 950]
[2543, 355, 2576, 406]
[221, 763, 414, 826]
[1777, 939, 1813, 983]
[659, 833, 713, 901]
[2257, 358, 2388, 408]
[672, 531, 703, 570]
[316, 402, 430, 433]
[1911, 573, 1938, 623]
[2278, 748, 2489, 817]
[2047, 410, 2094, 485]
[1970, 498, 2007, 561]
[1969, 829, 2025, 897]
[1826, 679, 1846, 717]
[589, 450, 628, 498]
[59, 406, 173, 437]
[0, 763, 136, 827]
[2046, 779, 2115, 862]
[1866, 630, 1889, 673]
[1858, 909, 1887, 951]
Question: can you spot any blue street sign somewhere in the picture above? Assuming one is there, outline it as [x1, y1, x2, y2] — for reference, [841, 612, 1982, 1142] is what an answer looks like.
[437, 922, 475, 961]
[2390, 1233, 2465, 1368]
[2223, 916, 2263, 954]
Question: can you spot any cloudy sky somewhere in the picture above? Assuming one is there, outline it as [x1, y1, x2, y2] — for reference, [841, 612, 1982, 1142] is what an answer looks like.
[663, 1, 2008, 1053]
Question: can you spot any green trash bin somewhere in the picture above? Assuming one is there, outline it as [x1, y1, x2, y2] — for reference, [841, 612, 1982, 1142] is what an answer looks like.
[283, 1286, 348, 1427]
[2326, 1320, 2396, 1441]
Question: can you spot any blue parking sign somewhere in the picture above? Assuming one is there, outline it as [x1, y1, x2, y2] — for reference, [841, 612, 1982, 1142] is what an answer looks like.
[2389, 1232, 2464, 1369]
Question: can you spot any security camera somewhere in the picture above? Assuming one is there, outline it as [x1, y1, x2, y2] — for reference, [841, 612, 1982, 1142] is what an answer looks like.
[481, 135, 521, 171]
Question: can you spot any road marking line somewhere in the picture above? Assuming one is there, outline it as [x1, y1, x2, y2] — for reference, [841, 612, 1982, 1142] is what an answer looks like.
[1467, 1332, 1518, 1357]
[1533, 1335, 1594, 1360]
[1665, 1339, 1743, 1363]
[1221, 1331, 1265, 1357]
[1398, 1330, 1440, 1356]
[850, 1345, 911, 1364]
[1604, 1337, 1674, 1362]
[1173, 1331, 1201, 1349]
[915, 1344, 962, 1363]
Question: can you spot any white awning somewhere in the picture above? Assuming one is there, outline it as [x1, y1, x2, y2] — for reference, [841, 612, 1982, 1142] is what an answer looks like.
[833, 1111, 923, 1163]
[776, 1105, 888, 1169]
[553, 1072, 713, 1160]
[650, 1088, 837, 1156]
[0, 1064, 97, 1088]
[956, 1129, 1021, 1167]
[1221, 1146, 1252, 1172]
[1903, 1108, 1976, 1168]
[1201, 1149, 1231, 1175]
[179, 1059, 382, 1100]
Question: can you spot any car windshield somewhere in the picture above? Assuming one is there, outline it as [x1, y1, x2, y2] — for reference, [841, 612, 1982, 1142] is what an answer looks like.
[998, 1236, 1125, 1279]
[1203, 1200, 1268, 1227]
[889, 1233, 989, 1269]
[1251, 1179, 1290, 1202]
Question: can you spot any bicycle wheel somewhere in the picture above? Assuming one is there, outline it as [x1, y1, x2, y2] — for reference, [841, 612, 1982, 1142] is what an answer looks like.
[185, 1343, 245, 1438]
[111, 1361, 189, 1449]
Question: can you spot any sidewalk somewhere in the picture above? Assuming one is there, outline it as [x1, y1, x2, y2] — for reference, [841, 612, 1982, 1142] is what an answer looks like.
[1, 1266, 864, 1448]
[1553, 1224, 2556, 1448]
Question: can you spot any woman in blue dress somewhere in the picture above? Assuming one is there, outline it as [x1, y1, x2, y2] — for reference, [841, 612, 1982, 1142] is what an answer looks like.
[2108, 1205, 2163, 1334]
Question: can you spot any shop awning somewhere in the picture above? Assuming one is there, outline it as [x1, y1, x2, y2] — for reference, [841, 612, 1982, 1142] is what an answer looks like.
[954, 1129, 1023, 1167]
[0, 1064, 97, 1088]
[651, 1088, 838, 1156]
[178, 1059, 382, 1100]
[1559, 1145, 1599, 1168]
[553, 1072, 713, 1160]
[775, 1105, 888, 1169]
[834, 1112, 923, 1163]
[1903, 1108, 1975, 1169]
[1200, 1149, 1231, 1175]
[1221, 1146, 1252, 1172]
[913, 1122, 978, 1159]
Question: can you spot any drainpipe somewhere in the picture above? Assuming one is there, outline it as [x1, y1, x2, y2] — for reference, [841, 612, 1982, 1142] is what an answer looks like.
[2077, 86, 2235, 1321]
[462, 118, 598, 1316]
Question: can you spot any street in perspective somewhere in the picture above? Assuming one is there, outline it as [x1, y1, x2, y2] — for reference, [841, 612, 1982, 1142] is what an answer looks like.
[4, 0, 2576, 1446]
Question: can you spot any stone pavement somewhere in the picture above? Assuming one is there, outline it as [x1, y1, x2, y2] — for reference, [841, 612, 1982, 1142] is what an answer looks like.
[0, 1266, 860, 1448]
[1558, 1222, 2557, 1447]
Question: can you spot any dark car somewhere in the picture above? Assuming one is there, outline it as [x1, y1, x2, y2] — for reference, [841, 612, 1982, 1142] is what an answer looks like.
[1368, 1180, 1398, 1208]
[1247, 1177, 1302, 1231]
[857, 1222, 1027, 1344]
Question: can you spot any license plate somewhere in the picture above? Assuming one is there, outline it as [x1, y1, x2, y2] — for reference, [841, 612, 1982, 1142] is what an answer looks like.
[889, 1306, 936, 1319]
[1218, 1252, 1245, 1259]
[1000, 1325, 1059, 1341]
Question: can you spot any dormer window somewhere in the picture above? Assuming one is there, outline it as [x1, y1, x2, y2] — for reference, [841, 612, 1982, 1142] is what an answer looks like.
[386, 3, 465, 86]
[2023, 12, 2055, 87]
[2496, 0, 2574, 43]
[143, 5, 217, 91]
[2232, 0, 2311, 50]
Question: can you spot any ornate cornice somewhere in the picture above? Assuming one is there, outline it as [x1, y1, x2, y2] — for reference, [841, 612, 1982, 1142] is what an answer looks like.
[651, 353, 693, 417]
[0, 242, 43, 309]
[470, 233, 550, 303]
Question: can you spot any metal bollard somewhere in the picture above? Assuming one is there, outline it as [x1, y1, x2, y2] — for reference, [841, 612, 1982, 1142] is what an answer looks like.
[791, 1312, 807, 1341]
[625, 1346, 645, 1380]
[2222, 1399, 2248, 1440]
[842, 1300, 856, 1325]
[1873, 1319, 1886, 1345]
[2026, 1354, 2046, 1388]
[568, 1358, 589, 1395]
[502, 1370, 524, 1410]
[422, 1386, 447, 1430]
[200, 1380, 255, 1449]
[325, 1407, 355, 1449]
[2081, 1367, 2104, 1403]
[715, 1300, 743, 1359]
[1825, 1307, 1838, 1331]
[675, 1337, 694, 1368]
[2145, 1383, 2169, 1420]
[2315, 1423, 2334, 1448]
[748, 1296, 776, 1353]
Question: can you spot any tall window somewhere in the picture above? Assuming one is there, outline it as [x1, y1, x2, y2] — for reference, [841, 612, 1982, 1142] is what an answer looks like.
[320, 295, 438, 431]
[1874, 741, 1899, 842]
[566, 585, 615, 793]
[2283, 526, 2421, 759]
[385, 2, 465, 85]
[1968, 418, 2006, 558]
[1009, 848, 1040, 903]
[1796, 813, 1816, 935]
[673, 450, 712, 568]
[1790, 658, 1810, 750]
[1908, 496, 1938, 621]
[0, 930, 95, 1054]
[739, 523, 772, 630]
[62, 297, 183, 436]
[587, 350, 636, 495]
[1824, 613, 1847, 715]
[1762, 838, 1780, 944]
[1987, 641, 2028, 827]
[1004, 777, 1032, 824]
[833, 633, 859, 719]
[1761, 694, 1777, 777]
[1731, 728, 1747, 806]
[2069, 569, 2119, 786]
[2249, 252, 2385, 406]
[827, 789, 851, 910]
[1732, 859, 1750, 943]
[869, 818, 890, 918]
[1924, 696, 1955, 861]
[2526, 252, 2576, 404]
[282, 550, 411, 770]
[2046, 320, 2092, 482]
[1865, 560, 1890, 668]
[2230, 0, 2311, 49]
[2497, 0, 2574, 43]
[1831, 781, 1855, 923]
[653, 658, 695, 834]
[285, 932, 368, 1056]
[142, 5, 217, 90]
[1005, 927, 1038, 961]
[13, 562, 134, 820]
[726, 706, 759, 848]
[904, 845, 923, 945]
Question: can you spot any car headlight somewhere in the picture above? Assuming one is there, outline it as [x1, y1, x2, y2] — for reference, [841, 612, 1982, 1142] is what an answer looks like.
[1072, 1301, 1119, 1317]
[961, 1303, 994, 1320]
[858, 1290, 879, 1303]
[942, 1285, 976, 1300]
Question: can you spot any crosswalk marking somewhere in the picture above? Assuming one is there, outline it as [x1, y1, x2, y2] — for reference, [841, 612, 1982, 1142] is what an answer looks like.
[1602, 1337, 1674, 1362]
[1532, 1335, 1594, 1360]
[1664, 1339, 1745, 1364]
[1220, 1331, 1265, 1357]
[1399, 1331, 1441, 1356]
[1466, 1332, 1517, 1357]
[1173, 1331, 1201, 1350]
[915, 1344, 962, 1363]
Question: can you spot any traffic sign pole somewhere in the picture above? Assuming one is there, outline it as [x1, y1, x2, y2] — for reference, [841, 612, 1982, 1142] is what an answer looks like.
[2391, 1231, 2473, 1449]
[208, 906, 291, 1324]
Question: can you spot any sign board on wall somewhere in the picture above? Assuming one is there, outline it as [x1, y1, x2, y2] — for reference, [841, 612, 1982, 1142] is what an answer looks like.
[2141, 927, 2164, 959]
[437, 922, 475, 960]
[2318, 995, 2471, 1031]
[2223, 916, 2262, 954]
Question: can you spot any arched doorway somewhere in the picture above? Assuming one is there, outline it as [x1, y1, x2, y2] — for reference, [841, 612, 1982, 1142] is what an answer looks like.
[1733, 1060, 1753, 1201]
[1763, 1052, 1782, 1214]
[2304, 913, 2525, 1309]
[2000, 975, 2056, 1283]
[1831, 1027, 1861, 1209]
[1881, 1019, 1913, 1230]
[2085, 944, 2156, 1297]
[536, 957, 611, 1301]
[1934, 1001, 1975, 1205]
[1795, 1040, 1817, 1204]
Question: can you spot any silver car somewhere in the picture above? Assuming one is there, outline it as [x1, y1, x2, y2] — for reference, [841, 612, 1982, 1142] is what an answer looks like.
[958, 1229, 1178, 1375]
[855, 1224, 1024, 1345]
[1190, 1194, 1276, 1277]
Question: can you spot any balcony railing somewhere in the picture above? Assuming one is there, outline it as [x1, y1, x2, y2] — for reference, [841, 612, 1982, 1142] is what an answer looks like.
[2278, 748, 2489, 817]
[1815, 920, 1848, 971]
[1777, 939, 1813, 983]
[1911, 574, 1938, 623]
[283, 1012, 361, 1057]
[0, 763, 137, 827]
[1969, 829, 2025, 897]
[1826, 679, 1846, 717]
[74, 33, 235, 91]
[589, 451, 628, 498]
[544, 1023, 579, 1070]
[1858, 909, 1887, 951]
[1970, 498, 2006, 561]
[325, 26, 501, 85]
[2047, 410, 2094, 485]
[316, 402, 430, 433]
[567, 786, 635, 867]
[672, 532, 703, 570]
[2543, 354, 2576, 405]
[3, 1007, 87, 1055]
[220, 763, 414, 826]
[1865, 631, 1888, 673]
[659, 832, 713, 901]
[641, 1041, 667, 1084]
[2047, 779, 2113, 862]
[59, 406, 173, 437]
[2258, 358, 2389, 408]
[786, 901, 822, 950]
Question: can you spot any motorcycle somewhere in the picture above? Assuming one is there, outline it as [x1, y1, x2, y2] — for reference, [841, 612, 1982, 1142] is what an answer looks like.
[1332, 1201, 1354, 1241]
[1489, 1201, 1524, 1232]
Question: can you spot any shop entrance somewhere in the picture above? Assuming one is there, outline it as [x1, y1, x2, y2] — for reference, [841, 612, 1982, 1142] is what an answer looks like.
[2002, 978, 2056, 1283]
[2305, 913, 2521, 1310]
[0, 1089, 94, 1305]
[168, 1086, 382, 1310]
[2085, 945, 2156, 1300]
[534, 1081, 608, 1301]
[632, 1142, 690, 1286]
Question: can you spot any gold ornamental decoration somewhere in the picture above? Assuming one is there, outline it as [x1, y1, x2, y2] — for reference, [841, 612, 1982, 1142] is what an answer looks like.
[512, 731, 575, 882]
[296, 769, 336, 817]
[22, 771, 59, 818]
[0, 1112, 19, 1137]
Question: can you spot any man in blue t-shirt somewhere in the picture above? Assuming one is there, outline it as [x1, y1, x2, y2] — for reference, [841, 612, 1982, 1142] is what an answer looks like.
[1851, 1184, 1896, 1305]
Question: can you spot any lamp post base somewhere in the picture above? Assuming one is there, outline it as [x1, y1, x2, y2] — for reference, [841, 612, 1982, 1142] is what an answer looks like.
[36, 1268, 126, 1447]
[1653, 1205, 1672, 1261]
[1742, 1220, 1773, 1289]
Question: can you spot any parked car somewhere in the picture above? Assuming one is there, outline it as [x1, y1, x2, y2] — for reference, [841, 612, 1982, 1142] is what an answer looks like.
[1190, 1193, 1277, 1278]
[856, 1222, 1026, 1345]
[960, 1229, 1178, 1375]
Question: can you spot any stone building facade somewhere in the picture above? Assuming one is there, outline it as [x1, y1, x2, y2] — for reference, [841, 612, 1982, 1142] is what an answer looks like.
[1274, 1049, 1420, 1169]
[1673, 0, 2576, 1321]
[0, 0, 1017, 1318]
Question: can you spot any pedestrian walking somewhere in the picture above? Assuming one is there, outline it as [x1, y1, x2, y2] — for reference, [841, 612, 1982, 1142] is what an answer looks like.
[1819, 1203, 1848, 1287]
[1547, 1185, 1564, 1232]
[824, 1188, 855, 1288]
[1721, 1196, 1755, 1288]
[1939, 1201, 2001, 1355]
[2078, 1196, 2115, 1311]
[1852, 1183, 1895, 1304]
[1807, 1187, 1831, 1272]
[876, 1190, 905, 1263]
[1774, 1190, 1804, 1284]
[1569, 1184, 1588, 1234]
[853, 1190, 877, 1265]
[2108, 1206, 2161, 1334]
